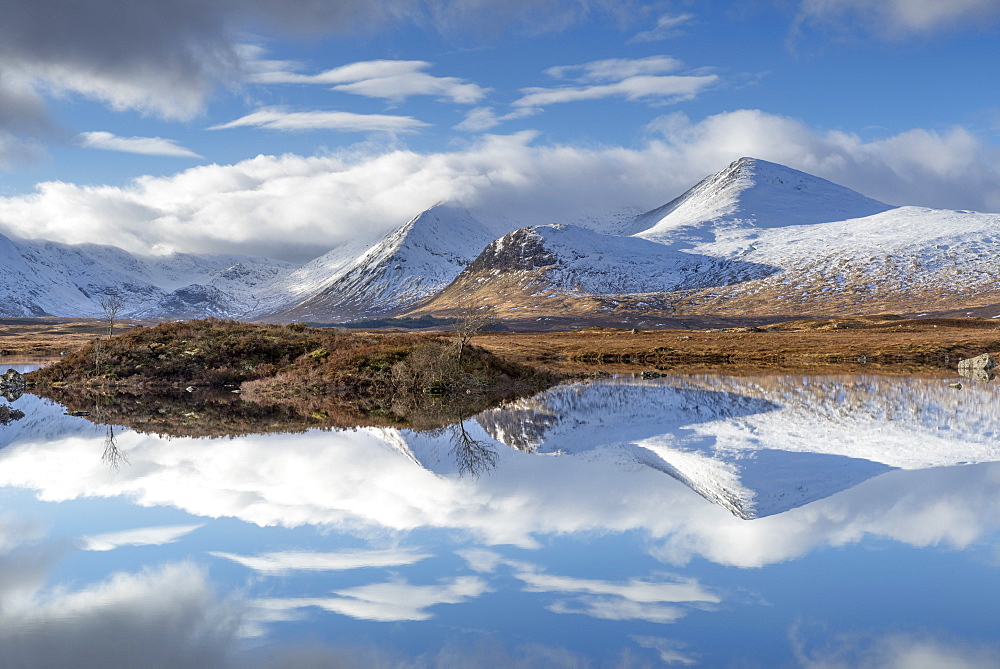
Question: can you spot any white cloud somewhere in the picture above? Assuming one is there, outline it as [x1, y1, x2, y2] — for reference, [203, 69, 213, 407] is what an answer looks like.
[210, 547, 431, 573]
[514, 74, 718, 108]
[0, 111, 997, 263]
[456, 547, 505, 573]
[247, 57, 488, 104]
[78, 131, 202, 158]
[209, 107, 428, 133]
[0, 0, 627, 165]
[78, 523, 203, 551]
[545, 55, 685, 82]
[251, 576, 489, 622]
[795, 0, 1000, 38]
[516, 55, 714, 108]
[454, 106, 537, 132]
[630, 13, 696, 43]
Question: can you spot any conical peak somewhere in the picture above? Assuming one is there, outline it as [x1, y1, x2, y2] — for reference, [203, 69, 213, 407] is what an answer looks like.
[635, 158, 893, 241]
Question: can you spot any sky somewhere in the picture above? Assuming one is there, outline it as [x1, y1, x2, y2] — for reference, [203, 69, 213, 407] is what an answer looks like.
[0, 0, 999, 263]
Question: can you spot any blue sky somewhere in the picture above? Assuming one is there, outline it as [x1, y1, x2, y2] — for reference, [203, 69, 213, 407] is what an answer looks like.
[1, 0, 998, 262]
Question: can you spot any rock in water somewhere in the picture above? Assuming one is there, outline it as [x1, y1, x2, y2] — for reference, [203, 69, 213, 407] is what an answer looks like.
[0, 369, 26, 401]
[957, 353, 997, 383]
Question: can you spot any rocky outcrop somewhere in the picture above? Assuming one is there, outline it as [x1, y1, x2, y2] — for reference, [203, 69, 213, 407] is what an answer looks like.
[0, 369, 26, 401]
[958, 353, 996, 383]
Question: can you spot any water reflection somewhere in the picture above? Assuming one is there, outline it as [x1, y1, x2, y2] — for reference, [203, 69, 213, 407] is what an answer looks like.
[1, 373, 999, 666]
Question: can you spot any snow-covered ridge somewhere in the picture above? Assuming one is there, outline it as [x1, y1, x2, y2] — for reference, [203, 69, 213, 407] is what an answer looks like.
[0, 231, 295, 318]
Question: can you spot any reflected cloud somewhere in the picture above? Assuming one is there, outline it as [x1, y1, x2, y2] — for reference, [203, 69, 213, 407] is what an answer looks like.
[211, 547, 431, 573]
[251, 575, 489, 622]
[6, 376, 1000, 571]
[512, 565, 718, 625]
[79, 523, 203, 552]
[0, 562, 241, 669]
[791, 623, 1000, 669]
[631, 635, 698, 665]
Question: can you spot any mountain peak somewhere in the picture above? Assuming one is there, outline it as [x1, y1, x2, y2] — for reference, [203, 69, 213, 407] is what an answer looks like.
[634, 158, 893, 244]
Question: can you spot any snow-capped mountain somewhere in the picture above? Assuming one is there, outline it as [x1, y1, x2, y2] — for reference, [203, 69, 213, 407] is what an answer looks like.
[0, 232, 294, 318]
[264, 204, 503, 321]
[7, 156, 1000, 324]
[634, 157, 894, 246]
[407, 157, 1000, 324]
[408, 223, 777, 317]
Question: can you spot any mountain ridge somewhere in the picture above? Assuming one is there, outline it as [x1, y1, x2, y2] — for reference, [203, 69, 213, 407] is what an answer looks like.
[5, 157, 999, 326]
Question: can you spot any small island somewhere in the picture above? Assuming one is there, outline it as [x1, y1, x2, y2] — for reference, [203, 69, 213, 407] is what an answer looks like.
[25, 319, 560, 436]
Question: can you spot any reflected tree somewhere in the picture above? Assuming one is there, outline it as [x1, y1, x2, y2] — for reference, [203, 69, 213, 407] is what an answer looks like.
[449, 419, 499, 477]
[101, 424, 129, 471]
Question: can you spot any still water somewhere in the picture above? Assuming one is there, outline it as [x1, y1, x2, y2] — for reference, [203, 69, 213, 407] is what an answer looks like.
[1, 370, 1000, 667]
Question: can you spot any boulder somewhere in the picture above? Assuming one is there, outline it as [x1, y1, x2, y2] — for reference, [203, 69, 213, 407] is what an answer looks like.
[0, 369, 26, 401]
[958, 354, 996, 383]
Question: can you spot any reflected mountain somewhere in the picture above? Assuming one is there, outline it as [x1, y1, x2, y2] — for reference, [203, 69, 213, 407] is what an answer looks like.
[475, 375, 1000, 518]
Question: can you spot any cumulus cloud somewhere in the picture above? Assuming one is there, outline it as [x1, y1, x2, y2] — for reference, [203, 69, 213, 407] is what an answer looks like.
[78, 131, 202, 158]
[0, 110, 997, 263]
[795, 0, 1000, 38]
[209, 107, 428, 133]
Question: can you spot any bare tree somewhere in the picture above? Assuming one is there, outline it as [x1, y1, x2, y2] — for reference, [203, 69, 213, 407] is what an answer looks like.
[454, 303, 495, 367]
[98, 294, 127, 339]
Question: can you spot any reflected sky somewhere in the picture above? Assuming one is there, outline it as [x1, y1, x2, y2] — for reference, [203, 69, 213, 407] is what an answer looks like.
[1, 374, 1000, 667]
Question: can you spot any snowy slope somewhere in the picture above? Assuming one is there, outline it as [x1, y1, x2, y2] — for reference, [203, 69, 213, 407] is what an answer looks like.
[267, 204, 503, 320]
[635, 157, 894, 245]
[0, 231, 294, 318]
[683, 205, 1000, 312]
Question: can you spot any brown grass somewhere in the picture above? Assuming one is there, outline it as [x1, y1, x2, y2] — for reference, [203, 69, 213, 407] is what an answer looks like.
[7, 315, 999, 378]
[468, 315, 1000, 375]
